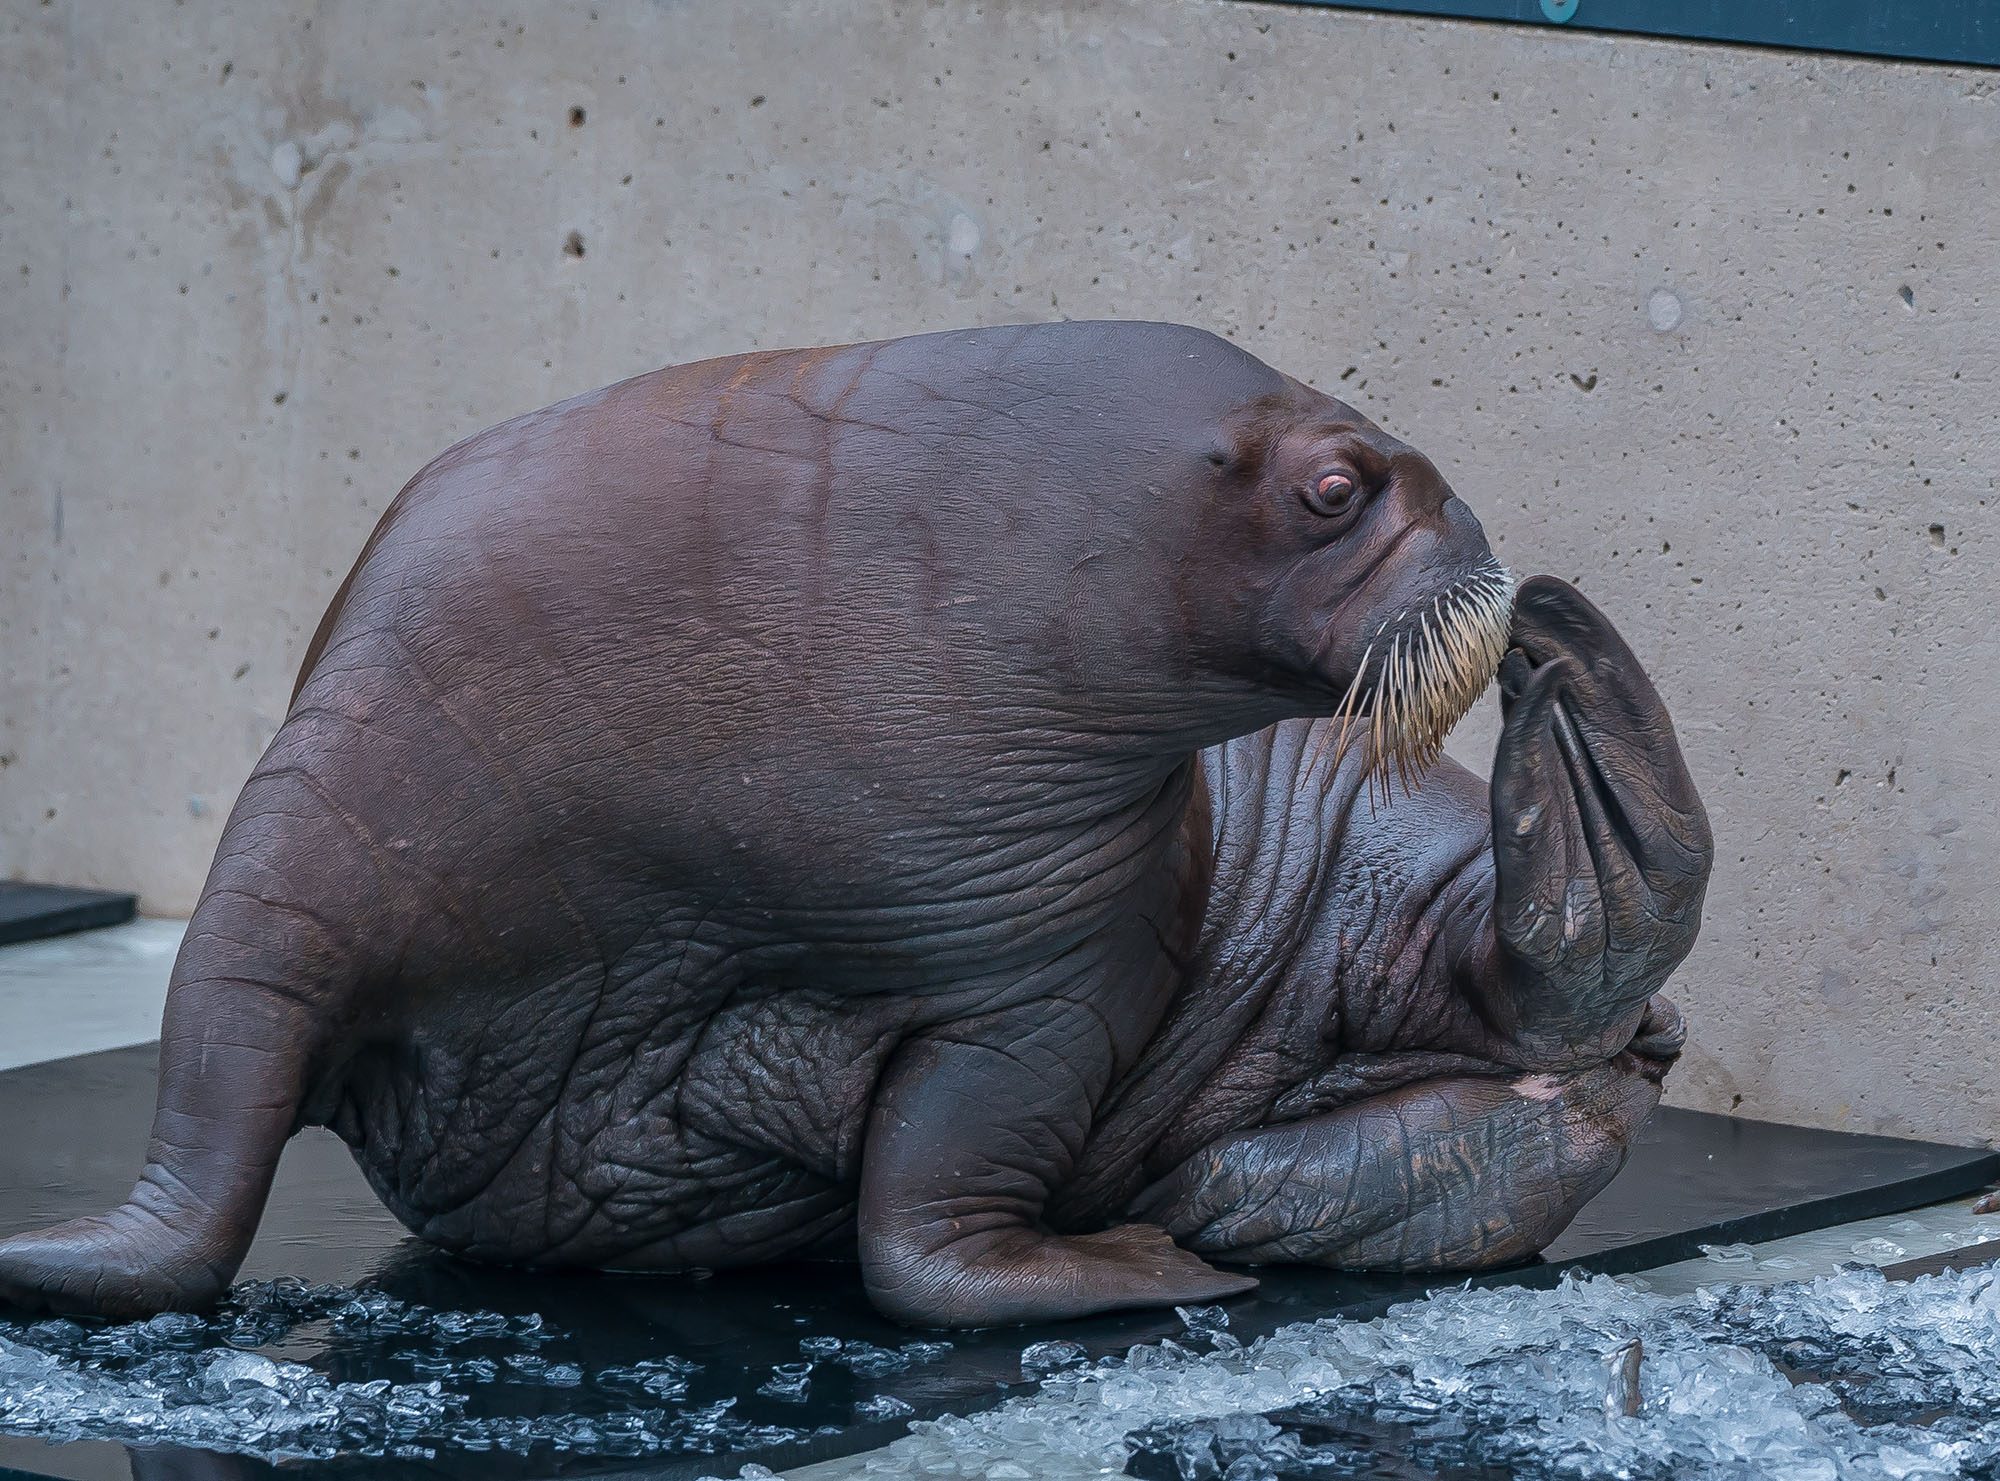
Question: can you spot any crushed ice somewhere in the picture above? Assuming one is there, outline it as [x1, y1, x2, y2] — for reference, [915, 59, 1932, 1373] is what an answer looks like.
[16, 1264, 2000, 1476]
[0, 1278, 951, 1462]
[708, 1263, 2000, 1480]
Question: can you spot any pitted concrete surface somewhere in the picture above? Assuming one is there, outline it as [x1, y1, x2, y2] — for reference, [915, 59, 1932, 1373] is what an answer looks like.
[2, 1, 1996, 1143]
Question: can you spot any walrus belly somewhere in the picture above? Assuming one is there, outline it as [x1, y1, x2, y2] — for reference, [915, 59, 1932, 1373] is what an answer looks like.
[272, 640, 1207, 1271]
[321, 981, 916, 1270]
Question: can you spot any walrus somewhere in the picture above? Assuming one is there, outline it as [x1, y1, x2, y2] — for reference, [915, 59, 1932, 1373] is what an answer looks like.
[0, 321, 1710, 1327]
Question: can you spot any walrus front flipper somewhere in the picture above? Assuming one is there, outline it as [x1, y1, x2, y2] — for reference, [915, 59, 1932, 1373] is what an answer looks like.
[858, 992, 1257, 1328]
[0, 786, 335, 1318]
[1476, 576, 1712, 1064]
[1134, 1012, 1678, 1271]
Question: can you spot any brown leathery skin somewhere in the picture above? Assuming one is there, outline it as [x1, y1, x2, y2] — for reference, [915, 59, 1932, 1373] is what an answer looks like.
[0, 322, 1710, 1325]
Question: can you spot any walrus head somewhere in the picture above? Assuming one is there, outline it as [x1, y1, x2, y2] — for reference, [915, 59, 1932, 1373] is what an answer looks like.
[1196, 388, 1513, 794]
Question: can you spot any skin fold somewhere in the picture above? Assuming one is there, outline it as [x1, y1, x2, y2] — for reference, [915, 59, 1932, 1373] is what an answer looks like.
[0, 322, 1711, 1327]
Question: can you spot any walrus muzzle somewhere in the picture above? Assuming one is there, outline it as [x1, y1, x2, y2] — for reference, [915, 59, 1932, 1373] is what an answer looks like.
[1324, 556, 1516, 797]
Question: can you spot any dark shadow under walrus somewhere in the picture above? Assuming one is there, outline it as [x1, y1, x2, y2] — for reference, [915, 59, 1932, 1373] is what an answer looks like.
[0, 321, 1711, 1327]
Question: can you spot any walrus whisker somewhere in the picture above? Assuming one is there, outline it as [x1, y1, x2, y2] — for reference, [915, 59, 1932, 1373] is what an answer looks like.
[1316, 638, 1376, 780]
[1321, 559, 1514, 808]
[1307, 560, 1512, 809]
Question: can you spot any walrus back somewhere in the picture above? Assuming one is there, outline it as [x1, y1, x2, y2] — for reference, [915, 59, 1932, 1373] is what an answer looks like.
[294, 321, 1286, 730]
[280, 322, 1286, 899]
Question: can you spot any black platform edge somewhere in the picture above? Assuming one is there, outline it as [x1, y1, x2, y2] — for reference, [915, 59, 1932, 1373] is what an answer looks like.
[0, 884, 138, 947]
[1543, 1151, 2000, 1281]
[1884, 1238, 2000, 1283]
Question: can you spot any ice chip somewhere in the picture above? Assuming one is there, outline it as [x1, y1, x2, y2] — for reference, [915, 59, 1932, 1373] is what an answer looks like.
[1221, 1453, 1280, 1480]
[1176, 1304, 1231, 1333]
[205, 1350, 287, 1391]
[1851, 1237, 1908, 1262]
[1020, 1340, 1088, 1380]
[757, 1363, 813, 1402]
[827, 1339, 954, 1377]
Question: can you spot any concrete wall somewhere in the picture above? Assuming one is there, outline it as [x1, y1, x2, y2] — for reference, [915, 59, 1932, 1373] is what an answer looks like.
[3, 0, 1996, 1143]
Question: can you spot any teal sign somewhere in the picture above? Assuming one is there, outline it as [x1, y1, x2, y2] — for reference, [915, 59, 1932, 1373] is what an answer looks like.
[1275, 1, 1999, 68]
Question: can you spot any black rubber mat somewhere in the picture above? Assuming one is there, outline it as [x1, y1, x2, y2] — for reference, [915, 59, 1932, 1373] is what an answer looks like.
[1, 1044, 1994, 1481]
[0, 885, 136, 947]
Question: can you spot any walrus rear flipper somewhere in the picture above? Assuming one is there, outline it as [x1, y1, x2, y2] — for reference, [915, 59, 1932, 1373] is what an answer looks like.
[0, 784, 338, 1318]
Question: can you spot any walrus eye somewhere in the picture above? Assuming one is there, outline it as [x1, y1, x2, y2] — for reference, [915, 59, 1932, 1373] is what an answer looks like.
[1306, 471, 1359, 518]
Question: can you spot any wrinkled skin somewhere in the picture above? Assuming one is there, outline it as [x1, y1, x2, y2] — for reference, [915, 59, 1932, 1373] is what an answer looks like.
[1108, 577, 1709, 1269]
[0, 322, 1711, 1327]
